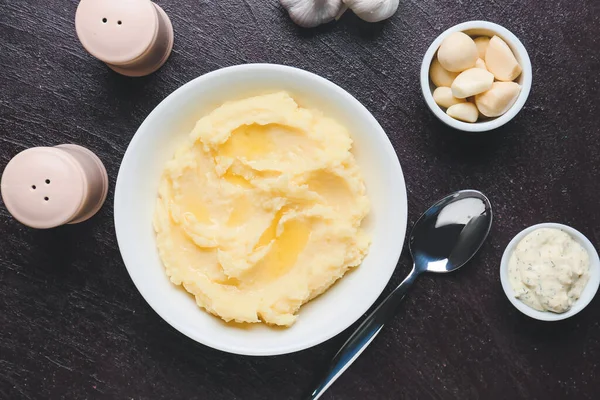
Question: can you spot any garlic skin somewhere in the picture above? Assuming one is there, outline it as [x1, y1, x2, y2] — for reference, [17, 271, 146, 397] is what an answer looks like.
[343, 0, 399, 23]
[280, 0, 344, 28]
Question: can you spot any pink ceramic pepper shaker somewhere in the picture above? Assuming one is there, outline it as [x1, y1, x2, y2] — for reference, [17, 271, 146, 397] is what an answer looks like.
[1, 145, 109, 229]
[75, 0, 174, 77]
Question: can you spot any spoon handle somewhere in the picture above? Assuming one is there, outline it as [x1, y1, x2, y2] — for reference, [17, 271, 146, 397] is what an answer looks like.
[307, 266, 420, 400]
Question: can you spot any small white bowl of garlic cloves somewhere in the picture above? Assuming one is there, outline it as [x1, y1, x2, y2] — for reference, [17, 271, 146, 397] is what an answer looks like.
[421, 21, 532, 132]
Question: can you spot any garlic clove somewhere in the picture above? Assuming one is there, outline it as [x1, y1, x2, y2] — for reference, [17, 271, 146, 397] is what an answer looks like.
[429, 57, 459, 87]
[473, 36, 490, 60]
[433, 87, 466, 109]
[343, 0, 399, 23]
[485, 35, 522, 81]
[447, 102, 479, 123]
[475, 58, 487, 70]
[437, 32, 478, 72]
[280, 0, 344, 28]
[475, 81, 521, 117]
[451, 68, 494, 98]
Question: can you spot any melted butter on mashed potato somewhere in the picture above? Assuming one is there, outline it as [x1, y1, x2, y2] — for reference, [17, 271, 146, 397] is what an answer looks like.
[153, 92, 370, 327]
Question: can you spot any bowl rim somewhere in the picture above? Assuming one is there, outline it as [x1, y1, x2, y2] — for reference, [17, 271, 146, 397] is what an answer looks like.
[114, 63, 408, 355]
[420, 20, 533, 132]
[499, 222, 600, 321]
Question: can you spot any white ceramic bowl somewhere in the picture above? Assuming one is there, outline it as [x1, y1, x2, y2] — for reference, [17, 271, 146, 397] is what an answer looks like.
[500, 223, 600, 321]
[114, 64, 408, 355]
[420, 21, 532, 132]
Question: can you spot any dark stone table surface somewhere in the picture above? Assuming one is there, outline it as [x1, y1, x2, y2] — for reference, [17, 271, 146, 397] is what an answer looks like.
[1, 0, 599, 399]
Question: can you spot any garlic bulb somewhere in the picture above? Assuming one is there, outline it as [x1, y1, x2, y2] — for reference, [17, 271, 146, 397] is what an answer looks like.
[280, 0, 344, 28]
[343, 0, 399, 23]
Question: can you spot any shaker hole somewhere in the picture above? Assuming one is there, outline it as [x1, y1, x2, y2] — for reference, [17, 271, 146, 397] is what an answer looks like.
[32, 185, 36, 190]
[118, 20, 122, 25]
[45, 179, 51, 184]
[102, 18, 107, 23]
[44, 197, 49, 201]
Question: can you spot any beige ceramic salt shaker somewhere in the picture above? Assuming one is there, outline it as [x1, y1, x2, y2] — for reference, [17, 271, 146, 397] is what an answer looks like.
[1, 145, 109, 229]
[75, 0, 174, 77]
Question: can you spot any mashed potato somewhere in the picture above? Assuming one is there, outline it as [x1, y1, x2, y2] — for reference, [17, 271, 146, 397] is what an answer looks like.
[153, 92, 370, 326]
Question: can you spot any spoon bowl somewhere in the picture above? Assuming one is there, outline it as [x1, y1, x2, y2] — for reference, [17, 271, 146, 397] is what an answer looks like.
[308, 190, 493, 399]
[410, 190, 492, 273]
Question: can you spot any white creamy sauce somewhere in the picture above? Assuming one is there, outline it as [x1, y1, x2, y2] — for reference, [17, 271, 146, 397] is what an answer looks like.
[508, 228, 590, 313]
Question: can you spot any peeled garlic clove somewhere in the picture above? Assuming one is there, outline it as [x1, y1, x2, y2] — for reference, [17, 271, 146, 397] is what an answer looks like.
[474, 36, 490, 59]
[451, 68, 494, 98]
[280, 0, 344, 28]
[485, 35, 522, 81]
[447, 102, 479, 123]
[343, 0, 399, 23]
[433, 87, 465, 109]
[475, 58, 487, 70]
[437, 32, 478, 72]
[429, 57, 459, 87]
[475, 81, 521, 117]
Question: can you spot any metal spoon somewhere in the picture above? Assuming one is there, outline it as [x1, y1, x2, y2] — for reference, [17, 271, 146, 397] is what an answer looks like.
[308, 190, 492, 399]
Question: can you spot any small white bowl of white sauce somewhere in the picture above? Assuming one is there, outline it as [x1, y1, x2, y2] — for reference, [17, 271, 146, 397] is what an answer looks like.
[500, 223, 600, 321]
